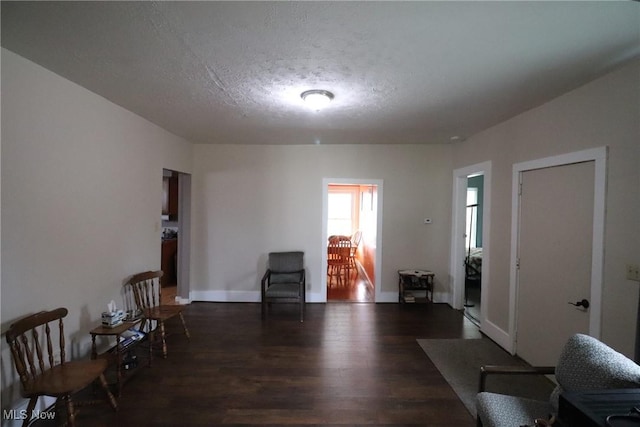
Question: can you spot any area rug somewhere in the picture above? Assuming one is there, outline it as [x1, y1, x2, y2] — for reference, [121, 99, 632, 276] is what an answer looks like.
[417, 338, 555, 418]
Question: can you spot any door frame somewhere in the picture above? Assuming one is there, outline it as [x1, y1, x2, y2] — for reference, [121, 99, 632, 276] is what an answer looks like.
[450, 162, 492, 326]
[321, 178, 383, 303]
[176, 172, 192, 303]
[509, 146, 607, 353]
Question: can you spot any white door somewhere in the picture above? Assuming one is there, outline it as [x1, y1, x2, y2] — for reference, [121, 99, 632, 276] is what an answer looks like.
[515, 161, 594, 366]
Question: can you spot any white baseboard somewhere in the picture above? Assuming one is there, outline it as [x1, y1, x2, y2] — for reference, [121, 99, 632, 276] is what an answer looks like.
[189, 289, 450, 305]
[376, 291, 397, 303]
[174, 296, 191, 305]
[190, 290, 259, 302]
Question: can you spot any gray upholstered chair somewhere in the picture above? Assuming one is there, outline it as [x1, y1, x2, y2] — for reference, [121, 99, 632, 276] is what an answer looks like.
[476, 333, 640, 427]
[261, 251, 306, 322]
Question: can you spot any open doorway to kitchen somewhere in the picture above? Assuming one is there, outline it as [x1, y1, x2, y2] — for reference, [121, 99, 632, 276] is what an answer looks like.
[323, 180, 381, 303]
[161, 169, 191, 305]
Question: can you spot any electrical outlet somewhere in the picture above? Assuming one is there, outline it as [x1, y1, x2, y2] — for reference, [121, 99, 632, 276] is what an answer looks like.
[626, 264, 640, 282]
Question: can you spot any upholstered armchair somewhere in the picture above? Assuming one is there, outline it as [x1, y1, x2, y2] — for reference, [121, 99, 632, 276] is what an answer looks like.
[261, 251, 306, 322]
[476, 333, 640, 427]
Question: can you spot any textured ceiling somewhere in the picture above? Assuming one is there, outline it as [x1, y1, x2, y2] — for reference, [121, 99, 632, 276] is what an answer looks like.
[2, 1, 639, 145]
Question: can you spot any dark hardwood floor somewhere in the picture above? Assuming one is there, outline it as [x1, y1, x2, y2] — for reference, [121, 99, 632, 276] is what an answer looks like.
[49, 302, 482, 426]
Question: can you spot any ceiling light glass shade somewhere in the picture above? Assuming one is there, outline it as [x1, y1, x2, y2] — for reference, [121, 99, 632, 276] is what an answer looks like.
[301, 90, 334, 111]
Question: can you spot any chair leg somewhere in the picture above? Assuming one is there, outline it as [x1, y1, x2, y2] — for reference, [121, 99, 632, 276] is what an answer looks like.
[339, 265, 347, 286]
[159, 321, 168, 358]
[300, 301, 304, 323]
[179, 312, 191, 340]
[65, 395, 76, 427]
[98, 373, 118, 411]
[22, 398, 37, 427]
[148, 329, 155, 366]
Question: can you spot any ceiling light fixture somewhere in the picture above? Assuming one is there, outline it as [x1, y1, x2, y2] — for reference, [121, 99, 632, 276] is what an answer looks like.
[301, 89, 334, 111]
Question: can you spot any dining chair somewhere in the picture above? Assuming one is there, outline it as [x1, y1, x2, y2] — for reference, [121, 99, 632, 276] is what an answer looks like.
[125, 270, 190, 363]
[5, 307, 118, 427]
[327, 237, 351, 286]
[348, 230, 363, 269]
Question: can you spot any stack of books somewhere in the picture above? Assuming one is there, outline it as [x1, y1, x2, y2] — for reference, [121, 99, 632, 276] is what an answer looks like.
[404, 292, 415, 303]
[118, 328, 146, 348]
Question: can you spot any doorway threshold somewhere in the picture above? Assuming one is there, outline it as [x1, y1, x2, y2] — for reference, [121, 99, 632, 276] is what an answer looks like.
[463, 310, 480, 327]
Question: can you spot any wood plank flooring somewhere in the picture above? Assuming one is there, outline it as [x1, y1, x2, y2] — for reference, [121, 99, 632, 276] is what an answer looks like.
[52, 302, 482, 426]
[327, 268, 374, 303]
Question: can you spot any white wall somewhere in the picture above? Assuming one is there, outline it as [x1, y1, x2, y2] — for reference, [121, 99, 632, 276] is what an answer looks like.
[4, 40, 636, 411]
[191, 143, 453, 303]
[0, 49, 193, 407]
[452, 59, 640, 356]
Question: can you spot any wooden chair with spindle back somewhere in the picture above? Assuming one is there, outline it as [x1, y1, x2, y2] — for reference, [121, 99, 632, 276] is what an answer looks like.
[348, 230, 363, 269]
[125, 270, 190, 363]
[5, 307, 117, 427]
[327, 237, 352, 286]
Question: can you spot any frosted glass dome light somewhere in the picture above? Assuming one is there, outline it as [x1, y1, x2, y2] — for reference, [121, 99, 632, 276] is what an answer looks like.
[301, 90, 334, 111]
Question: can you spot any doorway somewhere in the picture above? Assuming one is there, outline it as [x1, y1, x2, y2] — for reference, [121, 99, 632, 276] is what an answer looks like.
[463, 174, 484, 325]
[161, 169, 192, 305]
[322, 178, 383, 303]
[451, 162, 492, 332]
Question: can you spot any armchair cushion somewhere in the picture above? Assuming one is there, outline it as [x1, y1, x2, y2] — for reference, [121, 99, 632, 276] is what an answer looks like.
[264, 283, 303, 298]
[476, 334, 640, 427]
[477, 393, 551, 427]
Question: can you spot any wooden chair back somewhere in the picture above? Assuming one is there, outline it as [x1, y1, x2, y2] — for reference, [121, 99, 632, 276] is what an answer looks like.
[328, 238, 351, 265]
[125, 270, 164, 331]
[350, 230, 363, 249]
[125, 270, 189, 360]
[327, 238, 352, 286]
[127, 270, 164, 311]
[6, 307, 68, 390]
[349, 230, 363, 264]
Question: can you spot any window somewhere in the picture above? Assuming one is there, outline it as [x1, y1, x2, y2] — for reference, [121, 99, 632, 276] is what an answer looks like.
[328, 193, 354, 237]
[327, 185, 360, 238]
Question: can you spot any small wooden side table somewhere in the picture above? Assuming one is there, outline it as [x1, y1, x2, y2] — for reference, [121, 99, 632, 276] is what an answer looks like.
[90, 320, 141, 396]
[398, 269, 435, 304]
